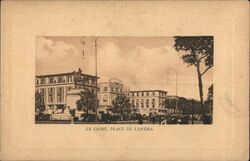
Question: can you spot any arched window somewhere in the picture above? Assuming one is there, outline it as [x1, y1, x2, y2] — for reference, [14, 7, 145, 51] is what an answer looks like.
[49, 78, 53, 84]
[67, 76, 72, 82]
[41, 79, 46, 84]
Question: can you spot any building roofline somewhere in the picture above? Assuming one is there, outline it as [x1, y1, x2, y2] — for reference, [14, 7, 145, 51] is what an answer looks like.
[36, 72, 99, 78]
[98, 82, 124, 85]
[98, 82, 110, 85]
[36, 72, 73, 77]
[130, 90, 168, 93]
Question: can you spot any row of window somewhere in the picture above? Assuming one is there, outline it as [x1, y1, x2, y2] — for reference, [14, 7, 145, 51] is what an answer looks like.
[39, 92, 63, 104]
[131, 98, 166, 109]
[130, 91, 167, 97]
[36, 76, 73, 85]
[98, 86, 123, 93]
[131, 99, 155, 108]
[98, 94, 117, 104]
[37, 86, 73, 103]
[36, 76, 96, 85]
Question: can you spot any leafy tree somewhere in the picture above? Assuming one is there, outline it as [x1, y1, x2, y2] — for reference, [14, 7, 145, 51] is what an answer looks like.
[164, 99, 176, 109]
[191, 100, 203, 114]
[178, 97, 192, 115]
[174, 36, 213, 122]
[207, 84, 213, 101]
[35, 91, 45, 115]
[205, 84, 213, 114]
[111, 95, 132, 121]
[164, 98, 177, 114]
[164, 96, 204, 115]
[76, 89, 97, 114]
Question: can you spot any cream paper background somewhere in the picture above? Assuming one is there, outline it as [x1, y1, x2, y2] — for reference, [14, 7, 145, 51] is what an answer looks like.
[1, 1, 249, 160]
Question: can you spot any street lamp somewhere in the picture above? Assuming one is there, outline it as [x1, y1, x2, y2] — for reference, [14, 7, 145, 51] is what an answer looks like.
[94, 37, 99, 124]
[166, 68, 178, 113]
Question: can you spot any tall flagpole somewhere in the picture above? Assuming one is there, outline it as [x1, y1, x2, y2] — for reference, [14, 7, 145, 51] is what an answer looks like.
[94, 37, 99, 124]
[175, 71, 178, 113]
[167, 68, 178, 114]
[81, 37, 85, 70]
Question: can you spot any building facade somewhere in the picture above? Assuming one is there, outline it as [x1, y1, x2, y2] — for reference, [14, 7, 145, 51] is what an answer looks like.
[97, 78, 130, 114]
[35, 69, 98, 114]
[129, 90, 168, 116]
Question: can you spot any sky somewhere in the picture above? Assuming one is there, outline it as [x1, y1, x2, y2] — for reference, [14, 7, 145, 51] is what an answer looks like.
[36, 36, 213, 100]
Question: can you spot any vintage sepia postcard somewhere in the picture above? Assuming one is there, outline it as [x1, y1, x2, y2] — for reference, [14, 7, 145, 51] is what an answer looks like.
[1, 1, 249, 161]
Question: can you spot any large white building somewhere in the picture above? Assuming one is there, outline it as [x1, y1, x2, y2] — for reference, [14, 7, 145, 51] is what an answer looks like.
[129, 90, 168, 116]
[35, 69, 98, 114]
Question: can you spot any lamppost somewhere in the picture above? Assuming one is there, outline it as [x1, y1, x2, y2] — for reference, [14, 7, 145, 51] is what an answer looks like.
[166, 69, 178, 113]
[191, 99, 194, 125]
[94, 37, 99, 124]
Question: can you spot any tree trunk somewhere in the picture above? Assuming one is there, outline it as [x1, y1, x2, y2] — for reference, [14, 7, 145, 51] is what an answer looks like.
[196, 65, 205, 123]
[191, 99, 194, 124]
[121, 108, 124, 121]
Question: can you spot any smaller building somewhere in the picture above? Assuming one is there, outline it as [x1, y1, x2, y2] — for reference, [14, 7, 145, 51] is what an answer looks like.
[129, 90, 168, 116]
[97, 78, 129, 114]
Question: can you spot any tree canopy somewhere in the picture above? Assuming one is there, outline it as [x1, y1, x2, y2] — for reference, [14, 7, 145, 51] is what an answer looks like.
[35, 91, 45, 114]
[174, 36, 213, 74]
[207, 84, 213, 101]
[76, 89, 97, 114]
[110, 95, 132, 119]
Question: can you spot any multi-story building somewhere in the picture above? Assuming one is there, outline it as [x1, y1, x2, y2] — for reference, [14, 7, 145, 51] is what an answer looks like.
[129, 90, 168, 116]
[97, 78, 129, 114]
[35, 68, 98, 113]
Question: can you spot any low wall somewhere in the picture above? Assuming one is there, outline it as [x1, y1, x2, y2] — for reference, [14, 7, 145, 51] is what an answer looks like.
[51, 114, 71, 120]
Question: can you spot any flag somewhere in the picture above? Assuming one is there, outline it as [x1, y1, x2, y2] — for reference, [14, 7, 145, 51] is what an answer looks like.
[81, 39, 85, 59]
[82, 50, 85, 59]
[81, 39, 85, 45]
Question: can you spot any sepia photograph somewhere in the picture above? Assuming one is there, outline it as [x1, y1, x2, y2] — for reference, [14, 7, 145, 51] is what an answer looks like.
[35, 36, 213, 125]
